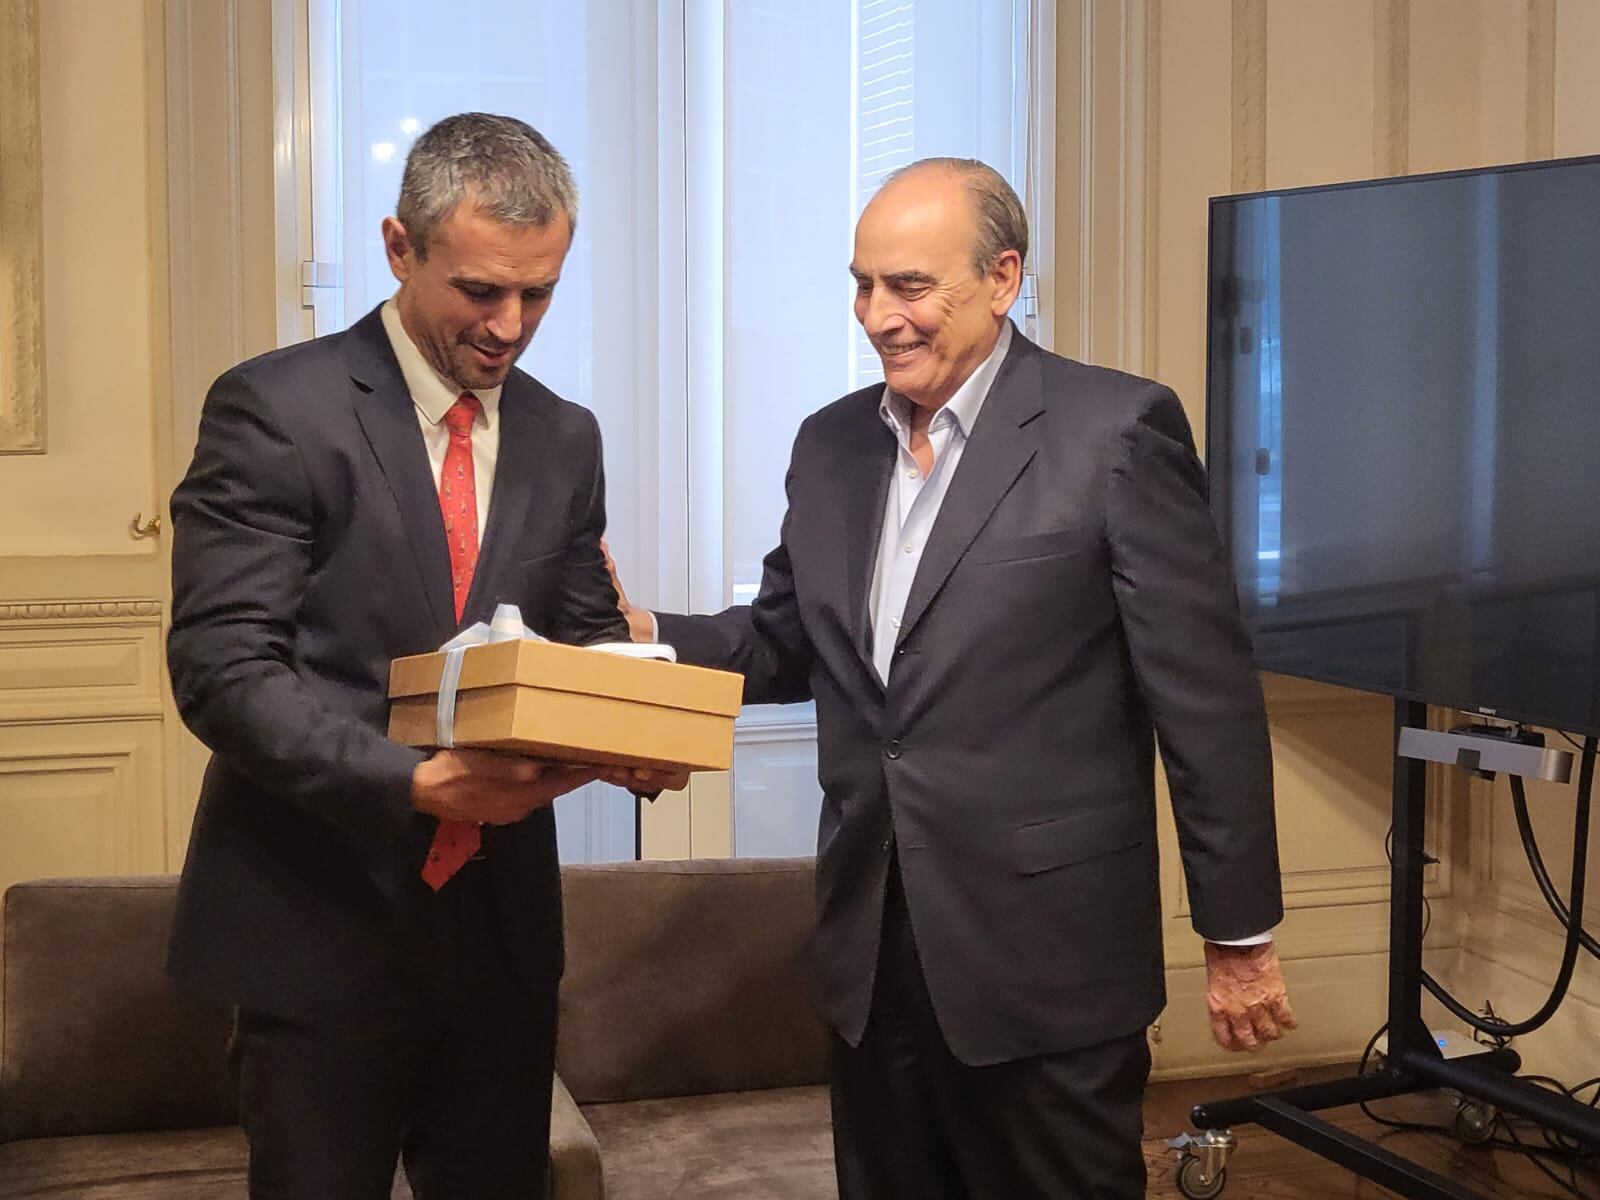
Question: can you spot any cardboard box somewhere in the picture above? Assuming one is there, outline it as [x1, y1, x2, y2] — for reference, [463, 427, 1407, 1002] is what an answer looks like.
[388, 639, 744, 772]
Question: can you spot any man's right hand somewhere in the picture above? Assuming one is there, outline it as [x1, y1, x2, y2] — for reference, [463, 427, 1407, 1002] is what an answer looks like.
[411, 749, 601, 825]
[600, 537, 658, 644]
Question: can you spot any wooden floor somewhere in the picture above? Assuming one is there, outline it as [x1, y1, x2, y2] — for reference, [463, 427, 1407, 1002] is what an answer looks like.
[1142, 1066, 1597, 1199]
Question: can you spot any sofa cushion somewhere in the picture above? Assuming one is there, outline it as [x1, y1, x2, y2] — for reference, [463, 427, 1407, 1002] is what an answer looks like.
[0, 1127, 253, 1199]
[558, 858, 828, 1105]
[0, 1127, 427, 1200]
[0, 878, 235, 1142]
[0, 1082, 594, 1199]
[581, 1084, 834, 1199]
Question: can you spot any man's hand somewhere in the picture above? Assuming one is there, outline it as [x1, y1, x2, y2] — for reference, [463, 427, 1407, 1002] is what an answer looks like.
[411, 749, 601, 825]
[596, 763, 691, 795]
[1204, 941, 1297, 1051]
[600, 537, 657, 644]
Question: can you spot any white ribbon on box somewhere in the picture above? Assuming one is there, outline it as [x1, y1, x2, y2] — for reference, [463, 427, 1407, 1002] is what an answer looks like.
[432, 603, 677, 749]
[435, 604, 542, 748]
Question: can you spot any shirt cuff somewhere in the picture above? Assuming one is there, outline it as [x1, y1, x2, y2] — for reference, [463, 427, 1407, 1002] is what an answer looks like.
[644, 610, 659, 643]
[1208, 929, 1275, 947]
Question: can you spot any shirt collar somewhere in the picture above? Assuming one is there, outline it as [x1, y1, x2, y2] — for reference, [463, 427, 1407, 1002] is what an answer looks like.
[380, 297, 503, 425]
[878, 320, 1013, 439]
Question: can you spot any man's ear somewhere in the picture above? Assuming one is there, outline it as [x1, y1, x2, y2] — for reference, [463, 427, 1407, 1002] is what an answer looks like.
[382, 216, 416, 283]
[989, 248, 1023, 315]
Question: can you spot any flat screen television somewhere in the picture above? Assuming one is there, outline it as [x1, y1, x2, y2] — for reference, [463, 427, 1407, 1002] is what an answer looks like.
[1206, 154, 1600, 737]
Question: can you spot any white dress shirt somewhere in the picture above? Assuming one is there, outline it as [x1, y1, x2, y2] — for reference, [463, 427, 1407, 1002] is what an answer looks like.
[381, 298, 502, 538]
[868, 324, 1012, 683]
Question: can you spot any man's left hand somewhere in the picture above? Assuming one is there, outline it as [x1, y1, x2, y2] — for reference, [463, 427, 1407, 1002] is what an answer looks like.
[1204, 941, 1296, 1051]
[597, 763, 691, 796]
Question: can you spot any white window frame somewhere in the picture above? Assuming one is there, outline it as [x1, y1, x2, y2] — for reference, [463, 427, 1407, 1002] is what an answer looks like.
[272, 0, 1057, 861]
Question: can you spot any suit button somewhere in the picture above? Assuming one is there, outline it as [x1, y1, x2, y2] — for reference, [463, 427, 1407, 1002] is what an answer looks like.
[885, 740, 902, 759]
[880, 838, 892, 852]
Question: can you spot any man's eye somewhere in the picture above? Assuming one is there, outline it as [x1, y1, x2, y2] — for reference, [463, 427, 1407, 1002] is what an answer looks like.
[462, 286, 494, 300]
[525, 287, 552, 302]
[899, 286, 928, 300]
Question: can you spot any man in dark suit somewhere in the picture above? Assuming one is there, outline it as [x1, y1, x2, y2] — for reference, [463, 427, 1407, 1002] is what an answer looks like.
[611, 158, 1295, 1198]
[167, 113, 678, 1199]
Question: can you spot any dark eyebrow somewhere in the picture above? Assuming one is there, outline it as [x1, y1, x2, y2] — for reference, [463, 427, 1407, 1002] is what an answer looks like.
[450, 275, 560, 292]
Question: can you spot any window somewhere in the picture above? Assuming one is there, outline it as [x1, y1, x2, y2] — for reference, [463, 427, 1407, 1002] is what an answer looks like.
[292, 0, 1053, 862]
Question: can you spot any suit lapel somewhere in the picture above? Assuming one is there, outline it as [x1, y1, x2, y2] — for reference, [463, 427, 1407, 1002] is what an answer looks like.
[894, 335, 1046, 649]
[466, 372, 556, 621]
[837, 407, 898, 664]
[344, 309, 455, 639]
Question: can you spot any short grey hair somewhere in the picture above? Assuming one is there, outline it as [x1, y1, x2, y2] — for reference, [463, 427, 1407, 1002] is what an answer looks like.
[397, 113, 578, 258]
[886, 157, 1028, 274]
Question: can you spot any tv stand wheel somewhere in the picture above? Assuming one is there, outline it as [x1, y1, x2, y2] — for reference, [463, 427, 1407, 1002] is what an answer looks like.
[1452, 1098, 1497, 1145]
[1175, 1151, 1229, 1199]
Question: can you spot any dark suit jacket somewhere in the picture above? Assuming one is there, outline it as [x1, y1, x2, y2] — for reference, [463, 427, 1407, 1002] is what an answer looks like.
[657, 327, 1282, 1066]
[166, 306, 627, 1025]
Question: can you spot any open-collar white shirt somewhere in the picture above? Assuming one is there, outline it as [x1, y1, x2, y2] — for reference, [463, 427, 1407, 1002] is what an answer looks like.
[868, 322, 1013, 685]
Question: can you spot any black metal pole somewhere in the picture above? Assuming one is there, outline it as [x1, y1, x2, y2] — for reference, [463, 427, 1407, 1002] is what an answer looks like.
[1251, 1097, 1488, 1200]
[1388, 697, 1434, 1060]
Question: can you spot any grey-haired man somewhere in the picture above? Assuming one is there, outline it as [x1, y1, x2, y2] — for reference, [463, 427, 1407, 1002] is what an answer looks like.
[167, 112, 678, 1198]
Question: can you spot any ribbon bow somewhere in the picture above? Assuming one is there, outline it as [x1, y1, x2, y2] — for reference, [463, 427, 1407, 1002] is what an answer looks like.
[434, 603, 544, 747]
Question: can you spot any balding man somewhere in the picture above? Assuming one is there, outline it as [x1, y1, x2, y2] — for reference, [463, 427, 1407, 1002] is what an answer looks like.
[612, 158, 1294, 1198]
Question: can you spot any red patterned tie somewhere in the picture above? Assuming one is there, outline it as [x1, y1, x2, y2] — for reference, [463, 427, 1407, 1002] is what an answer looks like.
[423, 392, 484, 890]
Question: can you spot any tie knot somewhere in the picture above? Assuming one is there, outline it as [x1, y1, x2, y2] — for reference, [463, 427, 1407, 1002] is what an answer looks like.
[443, 393, 481, 437]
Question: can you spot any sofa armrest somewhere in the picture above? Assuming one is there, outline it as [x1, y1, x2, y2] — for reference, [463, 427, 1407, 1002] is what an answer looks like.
[549, 1073, 603, 1200]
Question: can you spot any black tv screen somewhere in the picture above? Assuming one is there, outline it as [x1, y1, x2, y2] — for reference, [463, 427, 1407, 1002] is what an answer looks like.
[1206, 155, 1600, 737]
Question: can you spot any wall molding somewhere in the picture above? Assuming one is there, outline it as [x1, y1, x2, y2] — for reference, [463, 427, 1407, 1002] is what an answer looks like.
[1373, 0, 1410, 177]
[0, 0, 46, 454]
[1526, 0, 1556, 160]
[1230, 0, 1267, 193]
[0, 599, 163, 623]
[0, 602, 165, 724]
[0, 729, 168, 881]
[1137, 0, 1160, 376]
[1118, 0, 1152, 377]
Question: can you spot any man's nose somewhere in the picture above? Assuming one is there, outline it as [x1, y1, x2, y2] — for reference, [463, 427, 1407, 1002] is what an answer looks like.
[484, 296, 523, 344]
[861, 288, 904, 336]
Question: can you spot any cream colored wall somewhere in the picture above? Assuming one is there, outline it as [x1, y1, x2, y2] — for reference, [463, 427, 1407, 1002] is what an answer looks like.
[0, 0, 285, 893]
[1053, 0, 1600, 1081]
[3, 0, 161, 559]
[0, 0, 189, 891]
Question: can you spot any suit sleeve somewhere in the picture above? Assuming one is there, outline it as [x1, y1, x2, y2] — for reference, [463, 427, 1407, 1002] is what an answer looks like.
[654, 436, 814, 706]
[1105, 386, 1283, 942]
[167, 369, 425, 840]
[552, 412, 630, 647]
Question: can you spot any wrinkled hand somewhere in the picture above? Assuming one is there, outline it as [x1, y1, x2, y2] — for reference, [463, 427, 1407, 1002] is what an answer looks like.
[600, 537, 657, 644]
[411, 749, 602, 825]
[1204, 941, 1297, 1051]
[597, 763, 691, 796]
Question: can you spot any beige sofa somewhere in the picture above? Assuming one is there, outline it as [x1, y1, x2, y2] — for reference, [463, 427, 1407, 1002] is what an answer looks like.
[0, 858, 834, 1199]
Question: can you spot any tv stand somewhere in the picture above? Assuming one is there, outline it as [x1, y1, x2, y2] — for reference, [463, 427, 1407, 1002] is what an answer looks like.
[1179, 699, 1598, 1200]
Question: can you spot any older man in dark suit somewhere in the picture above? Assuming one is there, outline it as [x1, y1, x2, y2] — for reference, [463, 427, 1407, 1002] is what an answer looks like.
[167, 113, 677, 1199]
[611, 158, 1295, 1199]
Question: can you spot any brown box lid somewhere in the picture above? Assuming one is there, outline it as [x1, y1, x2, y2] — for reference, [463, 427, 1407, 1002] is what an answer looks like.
[388, 639, 744, 717]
